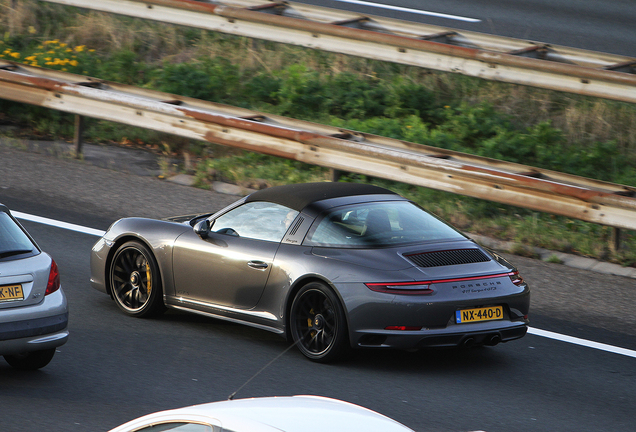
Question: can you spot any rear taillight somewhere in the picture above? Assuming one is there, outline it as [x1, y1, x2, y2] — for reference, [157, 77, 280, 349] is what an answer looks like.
[45, 259, 61, 295]
[365, 282, 434, 295]
[508, 271, 524, 286]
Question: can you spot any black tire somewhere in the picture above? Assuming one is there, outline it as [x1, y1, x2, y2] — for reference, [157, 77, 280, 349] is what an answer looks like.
[109, 240, 165, 318]
[290, 282, 349, 362]
[4, 348, 56, 370]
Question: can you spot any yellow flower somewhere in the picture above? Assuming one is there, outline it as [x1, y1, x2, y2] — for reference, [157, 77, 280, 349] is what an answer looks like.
[60, 43, 67, 47]
[28, 26, 36, 34]
[48, 50, 55, 54]
[89, 49, 95, 52]
[10, 52, 20, 59]
[65, 48, 72, 52]
[69, 60, 78, 67]
[44, 57, 51, 61]
[25, 55, 36, 61]
[74, 45, 85, 52]
[61, 68, 67, 71]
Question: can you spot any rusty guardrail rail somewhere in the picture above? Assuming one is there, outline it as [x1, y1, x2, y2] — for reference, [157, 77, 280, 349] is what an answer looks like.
[2, 60, 635, 231]
[37, 0, 636, 104]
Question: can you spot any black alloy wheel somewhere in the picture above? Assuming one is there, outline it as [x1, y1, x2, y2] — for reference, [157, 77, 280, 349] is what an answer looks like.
[109, 241, 164, 318]
[290, 282, 349, 362]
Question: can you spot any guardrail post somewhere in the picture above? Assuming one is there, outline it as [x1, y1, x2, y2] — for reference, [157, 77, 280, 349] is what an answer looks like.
[73, 115, 84, 159]
[330, 168, 342, 182]
[611, 227, 623, 252]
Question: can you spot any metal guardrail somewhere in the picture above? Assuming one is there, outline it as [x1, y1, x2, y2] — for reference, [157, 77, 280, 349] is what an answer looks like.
[2, 60, 635, 231]
[38, 0, 636, 104]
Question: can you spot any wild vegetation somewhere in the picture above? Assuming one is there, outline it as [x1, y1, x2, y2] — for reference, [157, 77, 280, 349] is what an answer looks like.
[1, 0, 635, 265]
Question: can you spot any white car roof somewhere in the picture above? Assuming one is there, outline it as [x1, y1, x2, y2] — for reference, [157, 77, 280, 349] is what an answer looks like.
[109, 395, 413, 432]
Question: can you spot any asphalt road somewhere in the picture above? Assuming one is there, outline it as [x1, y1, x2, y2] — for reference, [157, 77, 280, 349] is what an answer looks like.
[1, 143, 635, 432]
[294, 0, 636, 57]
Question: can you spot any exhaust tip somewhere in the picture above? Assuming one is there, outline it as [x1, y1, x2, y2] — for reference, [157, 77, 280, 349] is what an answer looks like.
[462, 337, 475, 347]
[485, 334, 502, 346]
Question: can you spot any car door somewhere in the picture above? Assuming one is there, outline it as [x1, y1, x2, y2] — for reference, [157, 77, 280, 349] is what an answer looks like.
[171, 202, 298, 310]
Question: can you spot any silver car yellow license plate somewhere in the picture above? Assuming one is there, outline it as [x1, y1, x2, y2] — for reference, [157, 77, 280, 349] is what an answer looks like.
[0, 284, 24, 302]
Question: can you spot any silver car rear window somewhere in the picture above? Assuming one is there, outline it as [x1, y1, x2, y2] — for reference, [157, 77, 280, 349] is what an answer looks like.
[0, 212, 37, 259]
[305, 201, 465, 247]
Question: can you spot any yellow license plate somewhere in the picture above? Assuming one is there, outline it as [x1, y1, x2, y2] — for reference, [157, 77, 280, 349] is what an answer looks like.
[456, 306, 503, 324]
[0, 284, 24, 302]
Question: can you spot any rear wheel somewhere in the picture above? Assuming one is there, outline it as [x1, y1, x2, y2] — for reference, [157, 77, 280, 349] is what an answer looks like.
[290, 282, 349, 362]
[109, 241, 164, 317]
[4, 348, 56, 370]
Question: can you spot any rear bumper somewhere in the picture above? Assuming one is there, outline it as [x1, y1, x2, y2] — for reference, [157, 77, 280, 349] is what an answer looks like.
[0, 288, 69, 356]
[353, 320, 528, 349]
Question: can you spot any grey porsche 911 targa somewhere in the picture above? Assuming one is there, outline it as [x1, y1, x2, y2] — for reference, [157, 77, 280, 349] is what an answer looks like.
[90, 182, 529, 362]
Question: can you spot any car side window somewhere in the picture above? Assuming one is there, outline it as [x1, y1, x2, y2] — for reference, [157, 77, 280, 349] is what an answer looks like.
[211, 202, 298, 242]
[133, 422, 214, 431]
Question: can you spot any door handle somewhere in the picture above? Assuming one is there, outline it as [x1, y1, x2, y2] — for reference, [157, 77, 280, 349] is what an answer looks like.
[247, 261, 269, 270]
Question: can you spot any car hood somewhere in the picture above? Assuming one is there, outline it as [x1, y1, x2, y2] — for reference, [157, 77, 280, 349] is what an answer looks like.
[311, 239, 508, 278]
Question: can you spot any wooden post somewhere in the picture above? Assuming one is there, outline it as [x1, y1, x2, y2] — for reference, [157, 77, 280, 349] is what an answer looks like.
[330, 168, 342, 182]
[610, 227, 622, 252]
[73, 115, 85, 158]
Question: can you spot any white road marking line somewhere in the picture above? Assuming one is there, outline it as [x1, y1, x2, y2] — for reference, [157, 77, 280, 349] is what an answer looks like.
[528, 327, 636, 358]
[14, 211, 106, 237]
[12, 211, 636, 359]
[330, 0, 481, 22]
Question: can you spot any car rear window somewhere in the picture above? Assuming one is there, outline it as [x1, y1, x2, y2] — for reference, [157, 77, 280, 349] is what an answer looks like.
[305, 201, 465, 247]
[0, 212, 38, 260]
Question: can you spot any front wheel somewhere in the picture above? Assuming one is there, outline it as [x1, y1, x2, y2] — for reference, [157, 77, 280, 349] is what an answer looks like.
[290, 282, 349, 362]
[109, 241, 164, 318]
[4, 348, 56, 370]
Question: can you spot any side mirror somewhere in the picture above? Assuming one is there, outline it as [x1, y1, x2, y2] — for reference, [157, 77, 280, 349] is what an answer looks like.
[194, 219, 211, 239]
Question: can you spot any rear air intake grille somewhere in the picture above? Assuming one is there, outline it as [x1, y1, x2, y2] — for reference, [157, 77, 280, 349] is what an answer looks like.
[289, 217, 304, 236]
[405, 249, 490, 268]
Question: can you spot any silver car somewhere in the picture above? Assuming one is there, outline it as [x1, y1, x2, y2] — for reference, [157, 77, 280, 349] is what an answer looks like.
[0, 204, 69, 370]
[91, 182, 530, 362]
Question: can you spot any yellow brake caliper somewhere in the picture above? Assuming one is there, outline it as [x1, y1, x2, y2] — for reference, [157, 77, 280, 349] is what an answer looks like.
[145, 261, 152, 295]
[308, 308, 316, 337]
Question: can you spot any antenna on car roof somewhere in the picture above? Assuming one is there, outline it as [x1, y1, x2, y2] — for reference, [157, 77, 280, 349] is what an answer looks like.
[228, 333, 318, 400]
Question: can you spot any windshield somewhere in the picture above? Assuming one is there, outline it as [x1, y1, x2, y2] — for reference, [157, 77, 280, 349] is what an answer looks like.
[305, 201, 466, 248]
[0, 212, 37, 260]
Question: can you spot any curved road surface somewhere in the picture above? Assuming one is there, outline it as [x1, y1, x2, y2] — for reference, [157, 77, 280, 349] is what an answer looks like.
[294, 0, 636, 57]
[0, 143, 635, 431]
